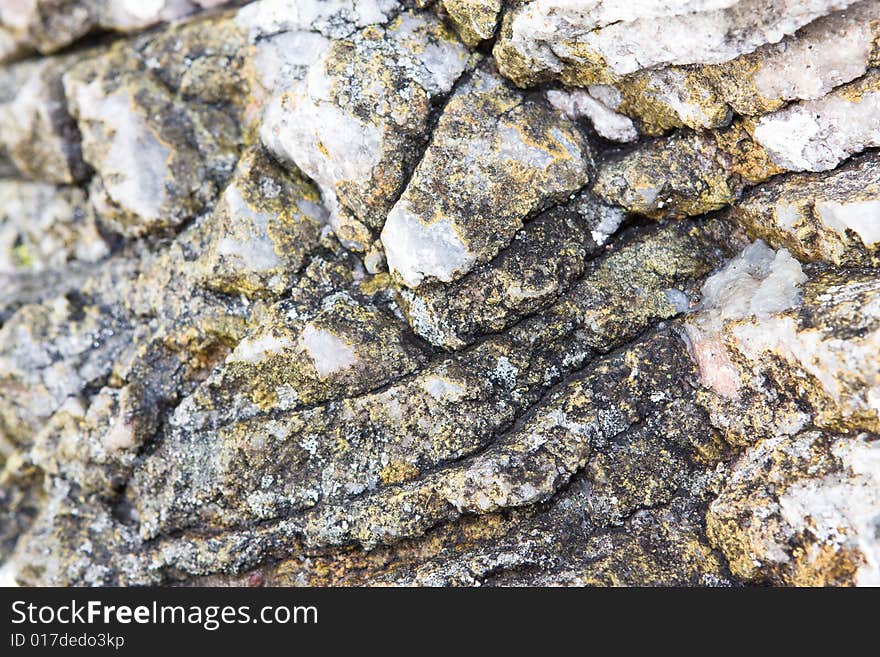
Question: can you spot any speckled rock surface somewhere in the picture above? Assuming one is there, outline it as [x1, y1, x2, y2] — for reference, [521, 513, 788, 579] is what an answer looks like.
[1, 0, 878, 587]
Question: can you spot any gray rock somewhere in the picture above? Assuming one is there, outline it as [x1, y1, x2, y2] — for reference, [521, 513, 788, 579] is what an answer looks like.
[2, 0, 879, 588]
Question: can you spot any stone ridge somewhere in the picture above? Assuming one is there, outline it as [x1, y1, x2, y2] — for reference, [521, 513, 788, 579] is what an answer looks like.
[0, 0, 878, 587]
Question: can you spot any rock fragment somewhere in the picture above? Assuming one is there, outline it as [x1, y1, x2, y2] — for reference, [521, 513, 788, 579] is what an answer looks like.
[751, 69, 880, 172]
[546, 87, 639, 142]
[584, 0, 880, 136]
[595, 70, 880, 219]
[731, 152, 880, 266]
[236, 0, 404, 114]
[260, 11, 472, 252]
[708, 1, 880, 117]
[194, 146, 326, 298]
[593, 130, 736, 218]
[382, 66, 593, 287]
[440, 0, 502, 45]
[707, 430, 880, 586]
[683, 241, 880, 441]
[0, 54, 88, 183]
[62, 16, 250, 236]
[397, 193, 623, 348]
[494, 0, 859, 88]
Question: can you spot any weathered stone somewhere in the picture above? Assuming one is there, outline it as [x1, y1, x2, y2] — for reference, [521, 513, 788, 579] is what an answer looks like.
[707, 430, 880, 586]
[236, 0, 407, 114]
[179, 285, 431, 432]
[593, 129, 736, 218]
[397, 193, 622, 348]
[577, 1, 880, 137]
[382, 66, 593, 287]
[594, 69, 880, 217]
[605, 67, 732, 137]
[261, 11, 471, 252]
[546, 87, 640, 142]
[63, 15, 249, 236]
[194, 146, 326, 298]
[128, 218, 732, 554]
[708, 1, 880, 117]
[0, 180, 107, 274]
[750, 69, 880, 172]
[0, 53, 87, 183]
[0, 267, 135, 446]
[494, 0, 860, 88]
[3, 0, 880, 589]
[593, 68, 880, 219]
[441, 0, 502, 45]
[731, 152, 880, 266]
[683, 241, 880, 442]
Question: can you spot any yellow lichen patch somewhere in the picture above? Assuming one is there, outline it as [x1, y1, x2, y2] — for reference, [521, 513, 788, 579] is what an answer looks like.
[705, 511, 763, 581]
[358, 272, 394, 296]
[251, 387, 279, 410]
[441, 0, 502, 46]
[786, 543, 864, 587]
[871, 19, 880, 66]
[614, 67, 731, 135]
[492, 14, 613, 89]
[557, 44, 617, 88]
[716, 119, 784, 184]
[501, 119, 580, 165]
[616, 75, 687, 135]
[836, 69, 880, 102]
[379, 460, 421, 485]
[572, 515, 732, 587]
[705, 54, 782, 117]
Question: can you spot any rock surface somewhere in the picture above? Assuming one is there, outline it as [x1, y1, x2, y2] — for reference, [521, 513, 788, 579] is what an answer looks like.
[0, 0, 878, 587]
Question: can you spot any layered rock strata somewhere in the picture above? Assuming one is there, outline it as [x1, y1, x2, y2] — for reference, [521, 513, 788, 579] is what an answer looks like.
[0, 0, 877, 587]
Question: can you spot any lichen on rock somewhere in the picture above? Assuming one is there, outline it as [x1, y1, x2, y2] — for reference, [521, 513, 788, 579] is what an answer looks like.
[1, 0, 879, 588]
[260, 10, 472, 252]
[382, 64, 593, 287]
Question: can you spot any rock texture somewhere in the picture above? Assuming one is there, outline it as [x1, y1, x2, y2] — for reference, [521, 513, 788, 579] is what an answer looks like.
[0, 0, 878, 587]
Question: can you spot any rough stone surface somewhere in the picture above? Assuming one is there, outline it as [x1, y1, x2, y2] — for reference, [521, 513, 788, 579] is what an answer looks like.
[536, 0, 880, 138]
[1, 0, 879, 588]
[382, 65, 592, 287]
[260, 10, 471, 252]
[0, 0, 240, 60]
[494, 0, 862, 87]
[731, 152, 880, 266]
[441, 0, 502, 45]
[0, 53, 88, 183]
[707, 430, 880, 585]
